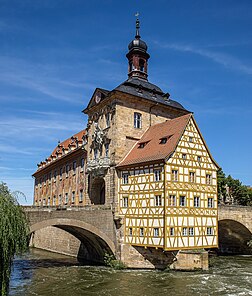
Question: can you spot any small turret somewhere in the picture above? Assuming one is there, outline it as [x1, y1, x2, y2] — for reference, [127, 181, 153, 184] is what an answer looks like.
[126, 15, 150, 80]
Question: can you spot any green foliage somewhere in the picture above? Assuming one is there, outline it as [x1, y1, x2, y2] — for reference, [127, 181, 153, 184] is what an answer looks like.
[217, 169, 252, 206]
[217, 169, 227, 203]
[104, 253, 126, 270]
[0, 182, 29, 296]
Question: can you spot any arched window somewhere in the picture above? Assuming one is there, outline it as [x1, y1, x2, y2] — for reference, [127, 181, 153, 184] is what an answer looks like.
[129, 60, 133, 72]
[139, 59, 145, 72]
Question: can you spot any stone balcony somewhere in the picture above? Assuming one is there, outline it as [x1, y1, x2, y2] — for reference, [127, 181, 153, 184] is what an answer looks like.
[87, 157, 110, 176]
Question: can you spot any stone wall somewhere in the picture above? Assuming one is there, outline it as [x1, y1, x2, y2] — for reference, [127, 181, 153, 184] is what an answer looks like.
[120, 243, 175, 269]
[218, 206, 252, 254]
[170, 250, 209, 271]
[30, 226, 81, 257]
[218, 205, 252, 232]
[25, 206, 116, 249]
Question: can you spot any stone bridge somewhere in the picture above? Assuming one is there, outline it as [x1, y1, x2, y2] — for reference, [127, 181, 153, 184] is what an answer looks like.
[24, 205, 252, 262]
[218, 205, 252, 254]
[24, 205, 117, 263]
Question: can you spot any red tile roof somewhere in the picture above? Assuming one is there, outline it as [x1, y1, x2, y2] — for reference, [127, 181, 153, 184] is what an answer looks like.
[51, 129, 86, 156]
[118, 114, 192, 167]
[35, 129, 86, 172]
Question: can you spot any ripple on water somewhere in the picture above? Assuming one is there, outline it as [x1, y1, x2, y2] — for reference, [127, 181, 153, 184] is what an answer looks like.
[9, 250, 252, 296]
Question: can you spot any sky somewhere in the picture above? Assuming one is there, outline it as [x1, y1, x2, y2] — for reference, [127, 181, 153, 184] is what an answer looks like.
[0, 0, 252, 205]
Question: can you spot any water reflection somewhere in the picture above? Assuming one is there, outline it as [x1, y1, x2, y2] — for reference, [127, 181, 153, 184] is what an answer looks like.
[10, 249, 252, 296]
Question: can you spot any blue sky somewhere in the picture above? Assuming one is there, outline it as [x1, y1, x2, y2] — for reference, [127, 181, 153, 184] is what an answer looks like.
[0, 0, 251, 204]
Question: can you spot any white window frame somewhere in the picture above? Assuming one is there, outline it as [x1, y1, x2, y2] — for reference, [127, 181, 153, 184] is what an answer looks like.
[79, 189, 83, 202]
[134, 112, 142, 129]
[172, 169, 178, 181]
[189, 171, 196, 183]
[208, 197, 214, 208]
[170, 227, 175, 236]
[169, 195, 176, 206]
[154, 170, 161, 181]
[194, 196, 200, 208]
[189, 227, 194, 236]
[207, 227, 214, 235]
[123, 196, 128, 208]
[155, 195, 162, 206]
[182, 227, 188, 236]
[122, 173, 129, 184]
[179, 196, 186, 207]
[154, 228, 159, 237]
[206, 174, 212, 185]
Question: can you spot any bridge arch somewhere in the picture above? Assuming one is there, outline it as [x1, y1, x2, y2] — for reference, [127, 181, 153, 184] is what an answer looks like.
[30, 218, 116, 263]
[218, 219, 252, 255]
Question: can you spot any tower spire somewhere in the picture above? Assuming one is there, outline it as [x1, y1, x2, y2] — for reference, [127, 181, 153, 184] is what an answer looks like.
[126, 14, 150, 80]
[135, 12, 140, 39]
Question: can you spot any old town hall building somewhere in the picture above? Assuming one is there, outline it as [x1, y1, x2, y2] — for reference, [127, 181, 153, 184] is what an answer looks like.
[33, 18, 219, 267]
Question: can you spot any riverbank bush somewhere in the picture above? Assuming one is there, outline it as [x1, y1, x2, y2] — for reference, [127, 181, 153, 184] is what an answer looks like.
[0, 182, 29, 296]
[104, 253, 126, 269]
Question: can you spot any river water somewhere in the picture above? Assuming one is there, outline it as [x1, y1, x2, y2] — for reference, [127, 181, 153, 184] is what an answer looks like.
[9, 249, 252, 296]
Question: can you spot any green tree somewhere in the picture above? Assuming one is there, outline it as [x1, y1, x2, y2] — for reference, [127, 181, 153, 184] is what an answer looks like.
[217, 169, 252, 206]
[217, 168, 227, 203]
[0, 182, 29, 296]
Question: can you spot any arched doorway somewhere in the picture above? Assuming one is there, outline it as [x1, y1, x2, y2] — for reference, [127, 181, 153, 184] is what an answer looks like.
[90, 177, 105, 205]
[218, 219, 252, 255]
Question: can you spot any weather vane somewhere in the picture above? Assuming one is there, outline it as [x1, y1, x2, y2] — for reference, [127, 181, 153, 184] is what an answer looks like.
[135, 12, 140, 18]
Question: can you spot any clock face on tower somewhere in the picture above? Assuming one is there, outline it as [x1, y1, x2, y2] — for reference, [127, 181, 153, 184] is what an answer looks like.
[95, 92, 101, 104]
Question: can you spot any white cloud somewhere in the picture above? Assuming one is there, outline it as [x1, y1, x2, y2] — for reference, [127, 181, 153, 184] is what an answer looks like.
[0, 114, 84, 140]
[156, 42, 252, 75]
[0, 56, 88, 104]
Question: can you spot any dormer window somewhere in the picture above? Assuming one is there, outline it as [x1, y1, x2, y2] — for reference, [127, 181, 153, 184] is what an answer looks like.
[160, 137, 167, 144]
[138, 141, 148, 149]
[159, 135, 172, 144]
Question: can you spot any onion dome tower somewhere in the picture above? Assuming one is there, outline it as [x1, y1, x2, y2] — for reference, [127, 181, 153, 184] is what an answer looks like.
[126, 16, 150, 81]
